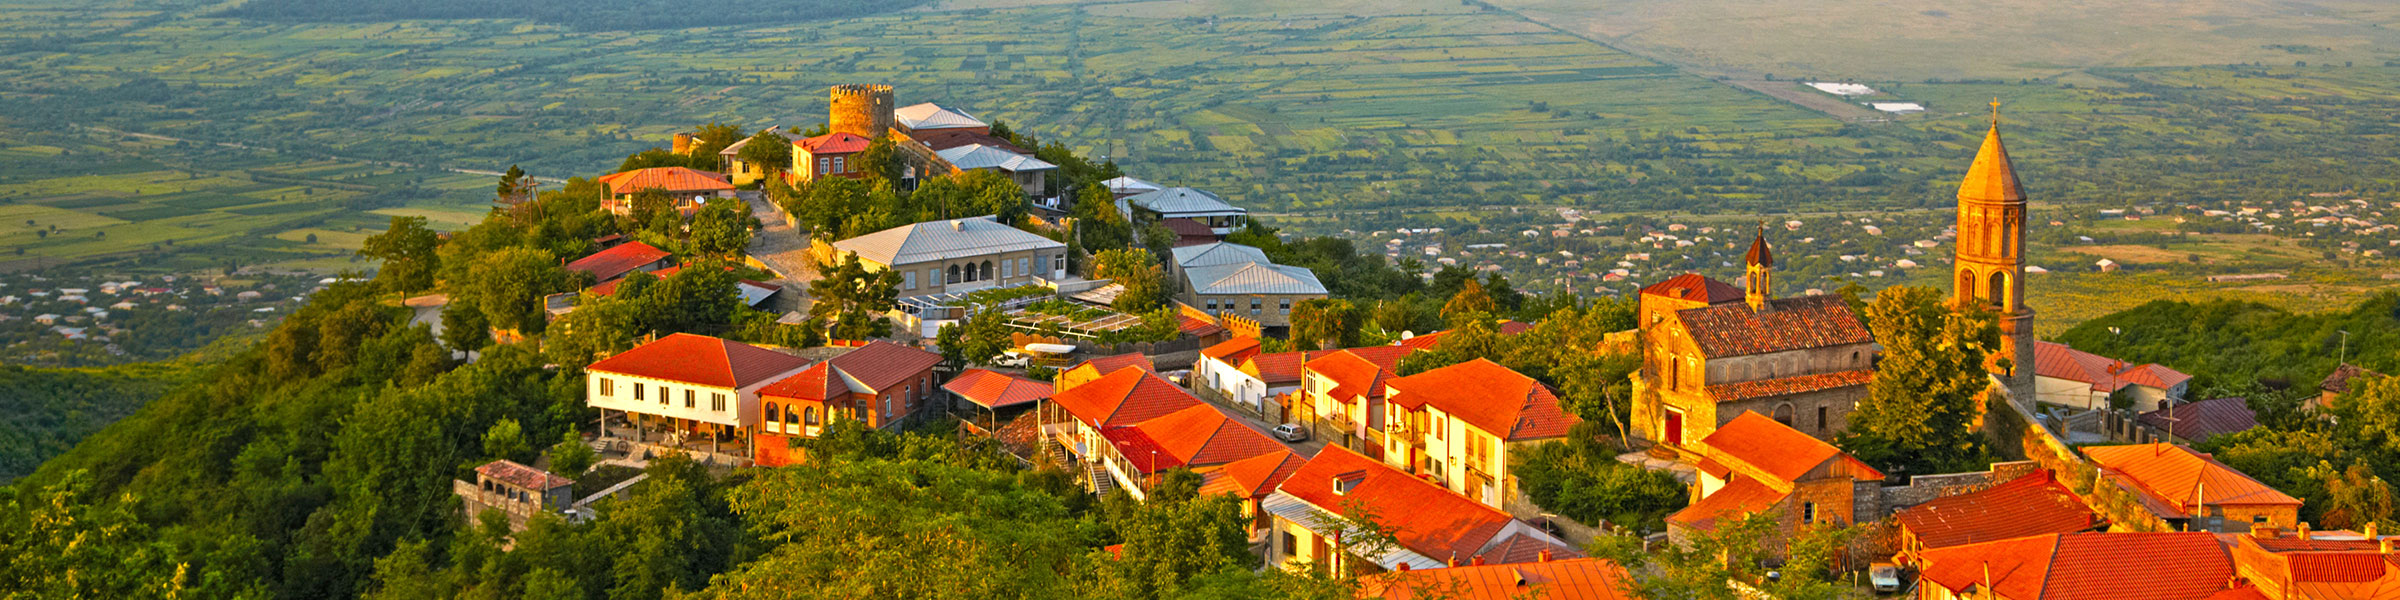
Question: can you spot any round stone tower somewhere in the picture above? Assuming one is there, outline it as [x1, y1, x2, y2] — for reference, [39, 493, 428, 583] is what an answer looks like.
[828, 84, 894, 138]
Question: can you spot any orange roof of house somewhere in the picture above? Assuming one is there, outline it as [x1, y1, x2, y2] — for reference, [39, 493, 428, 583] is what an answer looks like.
[1473, 534, 1586, 565]
[796, 131, 872, 155]
[1201, 337, 1263, 364]
[1200, 450, 1304, 499]
[596, 166, 734, 195]
[587, 333, 810, 389]
[1123, 404, 1285, 471]
[1917, 532, 2233, 600]
[1699, 411, 1882, 487]
[1894, 470, 2099, 550]
[2033, 341, 2192, 393]
[1958, 122, 2025, 202]
[1048, 368, 1200, 428]
[2084, 444, 2301, 518]
[476, 459, 574, 490]
[1308, 349, 1400, 403]
[2231, 534, 2400, 599]
[1639, 273, 1743, 304]
[1665, 476, 1786, 531]
[1358, 558, 1637, 600]
[759, 341, 942, 401]
[1070, 352, 1156, 378]
[1280, 445, 1518, 562]
[1674, 294, 1871, 358]
[565, 241, 672, 282]
[1385, 358, 1578, 441]
[1241, 350, 1317, 384]
[943, 368, 1054, 409]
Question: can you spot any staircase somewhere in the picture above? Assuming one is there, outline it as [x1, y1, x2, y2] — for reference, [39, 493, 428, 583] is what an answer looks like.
[1042, 440, 1074, 470]
[1088, 461, 1118, 496]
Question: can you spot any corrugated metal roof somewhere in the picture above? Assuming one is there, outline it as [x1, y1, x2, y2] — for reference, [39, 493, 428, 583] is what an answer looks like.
[894, 102, 987, 130]
[1171, 242, 1270, 267]
[831, 216, 1065, 267]
[1125, 187, 1246, 217]
[935, 144, 1056, 172]
[1184, 261, 1326, 295]
[1102, 176, 1161, 194]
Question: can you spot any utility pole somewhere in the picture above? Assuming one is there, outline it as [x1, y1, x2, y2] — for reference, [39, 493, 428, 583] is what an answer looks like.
[2340, 329, 2351, 367]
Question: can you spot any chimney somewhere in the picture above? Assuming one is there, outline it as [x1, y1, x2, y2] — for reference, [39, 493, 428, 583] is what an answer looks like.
[1471, 555, 1487, 566]
[1396, 563, 1411, 572]
[951, 219, 963, 231]
[1446, 553, 1459, 568]
[1537, 549, 1553, 563]
[2298, 522, 2312, 538]
[2384, 538, 2396, 555]
[2369, 522, 2381, 541]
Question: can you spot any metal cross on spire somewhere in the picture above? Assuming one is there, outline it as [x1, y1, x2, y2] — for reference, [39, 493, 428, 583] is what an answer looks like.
[1989, 98, 2001, 127]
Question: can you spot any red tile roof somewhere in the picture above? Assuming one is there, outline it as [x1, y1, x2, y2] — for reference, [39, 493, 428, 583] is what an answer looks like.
[1049, 368, 1201, 428]
[1076, 352, 1157, 376]
[1125, 404, 1286, 471]
[1200, 450, 1304, 499]
[1308, 349, 1399, 404]
[1241, 350, 1314, 385]
[565, 241, 672, 282]
[1675, 294, 1871, 358]
[1280, 445, 1518, 562]
[943, 368, 1054, 409]
[1201, 337, 1262, 364]
[2084, 444, 2301, 517]
[1359, 558, 1637, 600]
[1473, 534, 1587, 565]
[1894, 470, 2099, 551]
[2135, 397, 2258, 443]
[1699, 411, 1882, 487]
[596, 166, 733, 195]
[587, 333, 810, 389]
[1385, 359, 1578, 441]
[2033, 341, 2193, 393]
[477, 459, 574, 490]
[1704, 369, 1873, 403]
[1178, 314, 1224, 338]
[760, 341, 942, 401]
[2232, 533, 2400, 599]
[1666, 476, 1785, 530]
[795, 131, 872, 155]
[1639, 273, 1744, 304]
[2321, 363, 2385, 395]
[1100, 427, 1186, 473]
[1916, 532, 2233, 600]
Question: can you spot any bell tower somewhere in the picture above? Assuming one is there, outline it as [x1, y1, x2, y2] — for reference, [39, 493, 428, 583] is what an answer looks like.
[1954, 100, 2037, 405]
[1744, 224, 1772, 311]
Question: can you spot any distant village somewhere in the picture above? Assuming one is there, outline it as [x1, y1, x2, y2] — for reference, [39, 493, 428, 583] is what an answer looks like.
[0, 269, 322, 364]
[425, 86, 2400, 599]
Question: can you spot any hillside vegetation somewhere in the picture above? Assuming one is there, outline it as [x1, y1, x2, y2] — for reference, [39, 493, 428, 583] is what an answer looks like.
[0, 363, 187, 482]
[221, 0, 933, 30]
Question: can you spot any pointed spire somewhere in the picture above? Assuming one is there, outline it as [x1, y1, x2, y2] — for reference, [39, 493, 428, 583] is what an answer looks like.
[1959, 100, 2025, 202]
[1744, 221, 1773, 268]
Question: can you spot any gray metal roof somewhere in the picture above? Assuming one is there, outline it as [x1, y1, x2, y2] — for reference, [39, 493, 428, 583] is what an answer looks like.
[832, 216, 1066, 267]
[1102, 176, 1161, 195]
[1183, 261, 1326, 296]
[894, 103, 987, 131]
[936, 144, 1057, 173]
[1171, 242, 1270, 268]
[717, 126, 802, 156]
[1125, 187, 1245, 218]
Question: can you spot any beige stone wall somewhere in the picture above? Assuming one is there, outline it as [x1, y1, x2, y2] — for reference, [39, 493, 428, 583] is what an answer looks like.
[1185, 292, 1324, 327]
[854, 247, 1070, 296]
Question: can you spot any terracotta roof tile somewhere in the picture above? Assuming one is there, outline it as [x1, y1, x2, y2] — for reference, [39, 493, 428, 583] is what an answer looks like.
[1917, 532, 2232, 600]
[1125, 404, 1285, 470]
[2034, 341, 2193, 392]
[2084, 444, 2301, 517]
[1048, 368, 1200, 428]
[1386, 359, 1579, 441]
[1074, 352, 1156, 376]
[823, 341, 943, 391]
[944, 368, 1054, 409]
[1894, 470, 2099, 550]
[565, 241, 672, 282]
[1674, 294, 1870, 358]
[476, 459, 574, 490]
[595, 166, 733, 195]
[1699, 411, 1882, 487]
[1280, 445, 1517, 562]
[587, 333, 810, 389]
[1307, 349, 1398, 404]
[2322, 363, 2386, 394]
[1473, 534, 1587, 565]
[1358, 558, 1638, 600]
[1639, 273, 1743, 304]
[1666, 476, 1786, 530]
[1200, 450, 1304, 499]
[1201, 337, 1262, 363]
[2135, 397, 2258, 443]
[1704, 369, 1872, 403]
[795, 131, 871, 155]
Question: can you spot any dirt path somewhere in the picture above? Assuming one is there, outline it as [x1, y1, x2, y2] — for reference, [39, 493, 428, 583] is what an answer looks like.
[741, 191, 818, 315]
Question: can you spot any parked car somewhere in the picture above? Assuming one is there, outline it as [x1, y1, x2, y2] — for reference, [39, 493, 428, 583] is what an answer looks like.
[991, 351, 1030, 368]
[1272, 423, 1309, 442]
[1870, 562, 1902, 593]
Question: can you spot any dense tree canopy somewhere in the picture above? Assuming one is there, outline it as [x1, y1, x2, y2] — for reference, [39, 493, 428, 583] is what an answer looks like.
[1838, 286, 1999, 476]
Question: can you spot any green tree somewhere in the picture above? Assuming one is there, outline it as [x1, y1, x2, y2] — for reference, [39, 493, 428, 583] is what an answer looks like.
[735, 128, 793, 178]
[1288, 298, 1357, 351]
[689, 197, 752, 257]
[1098, 470, 1255, 600]
[1838, 286, 1999, 475]
[438, 298, 489, 354]
[465, 246, 573, 335]
[496, 164, 526, 198]
[483, 417, 532, 464]
[808, 254, 902, 341]
[1093, 248, 1166, 313]
[626, 188, 678, 231]
[360, 216, 442, 292]
[1440, 279, 1496, 324]
[549, 427, 597, 476]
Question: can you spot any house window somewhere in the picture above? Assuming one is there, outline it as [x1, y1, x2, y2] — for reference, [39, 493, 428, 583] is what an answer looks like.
[1250, 298, 1262, 315]
[1280, 298, 1292, 314]
[1001, 259, 1012, 278]
[1206, 299, 1217, 311]
[921, 376, 931, 400]
[599, 378, 614, 397]
[904, 271, 916, 290]
[766, 403, 780, 424]
[1054, 254, 1065, 273]
[833, 156, 845, 173]
[928, 268, 940, 288]
[713, 393, 726, 412]
[658, 386, 669, 405]
[818, 157, 831, 174]
[634, 383, 645, 401]
[804, 407, 818, 425]
[1802, 502, 1818, 524]
[1817, 406, 1828, 430]
[948, 265, 960, 284]
[1018, 258, 1029, 278]
[685, 389, 696, 408]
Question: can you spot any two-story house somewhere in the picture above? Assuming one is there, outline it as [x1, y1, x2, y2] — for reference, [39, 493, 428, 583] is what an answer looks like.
[790, 131, 873, 184]
[2083, 443, 2300, 533]
[717, 127, 801, 186]
[1628, 233, 1876, 452]
[1180, 261, 1327, 329]
[1296, 346, 1413, 456]
[1666, 411, 1884, 548]
[1041, 367, 1204, 494]
[585, 333, 813, 466]
[752, 341, 945, 466]
[1379, 358, 1578, 511]
[1262, 445, 1580, 573]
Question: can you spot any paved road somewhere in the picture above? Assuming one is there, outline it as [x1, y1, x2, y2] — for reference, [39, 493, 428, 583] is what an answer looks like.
[741, 191, 819, 316]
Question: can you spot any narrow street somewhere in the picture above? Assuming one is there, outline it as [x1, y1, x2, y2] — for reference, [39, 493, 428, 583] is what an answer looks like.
[740, 190, 820, 316]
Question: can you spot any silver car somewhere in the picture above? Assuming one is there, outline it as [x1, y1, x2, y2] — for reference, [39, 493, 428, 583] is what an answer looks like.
[1272, 423, 1309, 442]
